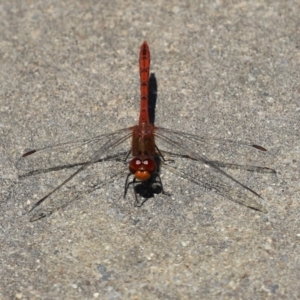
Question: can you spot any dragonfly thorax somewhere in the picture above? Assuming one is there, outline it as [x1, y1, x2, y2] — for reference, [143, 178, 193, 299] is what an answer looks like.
[129, 157, 156, 181]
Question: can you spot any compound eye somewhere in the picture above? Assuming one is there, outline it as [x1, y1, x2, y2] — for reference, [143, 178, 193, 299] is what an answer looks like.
[129, 158, 142, 173]
[142, 158, 156, 173]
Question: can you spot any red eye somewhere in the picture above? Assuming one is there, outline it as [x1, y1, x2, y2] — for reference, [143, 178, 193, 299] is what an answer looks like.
[129, 157, 156, 181]
[142, 158, 156, 172]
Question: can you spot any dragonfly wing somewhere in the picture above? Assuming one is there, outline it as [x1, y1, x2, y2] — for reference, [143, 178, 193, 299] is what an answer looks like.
[155, 126, 275, 175]
[16, 128, 132, 177]
[155, 128, 274, 212]
[27, 167, 127, 222]
[160, 150, 276, 175]
[16, 128, 132, 220]
[162, 158, 267, 212]
[155, 127, 271, 159]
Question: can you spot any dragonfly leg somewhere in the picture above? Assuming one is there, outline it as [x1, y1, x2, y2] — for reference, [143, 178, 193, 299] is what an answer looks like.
[124, 176, 143, 206]
[124, 173, 133, 198]
[153, 173, 170, 196]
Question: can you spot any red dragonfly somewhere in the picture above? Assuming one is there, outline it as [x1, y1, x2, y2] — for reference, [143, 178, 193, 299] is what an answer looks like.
[17, 41, 275, 221]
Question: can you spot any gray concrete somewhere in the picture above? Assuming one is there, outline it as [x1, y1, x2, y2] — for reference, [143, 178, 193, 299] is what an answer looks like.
[1, 1, 299, 299]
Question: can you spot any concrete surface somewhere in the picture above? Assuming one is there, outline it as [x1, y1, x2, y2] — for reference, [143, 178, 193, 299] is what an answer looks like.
[0, 0, 299, 299]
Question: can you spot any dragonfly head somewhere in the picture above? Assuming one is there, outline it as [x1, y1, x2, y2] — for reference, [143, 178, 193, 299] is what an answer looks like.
[129, 157, 156, 181]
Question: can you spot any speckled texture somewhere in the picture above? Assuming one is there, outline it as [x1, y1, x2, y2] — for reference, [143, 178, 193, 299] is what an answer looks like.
[1, 1, 299, 299]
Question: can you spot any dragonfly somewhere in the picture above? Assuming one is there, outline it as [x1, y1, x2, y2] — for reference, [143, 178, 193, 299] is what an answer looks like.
[17, 41, 276, 222]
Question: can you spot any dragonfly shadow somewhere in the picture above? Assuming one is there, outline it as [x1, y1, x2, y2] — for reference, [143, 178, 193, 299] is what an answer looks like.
[133, 178, 164, 206]
[148, 73, 157, 125]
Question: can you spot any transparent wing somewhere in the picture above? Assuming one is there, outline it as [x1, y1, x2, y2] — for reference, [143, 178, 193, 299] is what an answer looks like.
[16, 127, 133, 177]
[155, 127, 276, 212]
[27, 163, 128, 222]
[155, 127, 270, 156]
[16, 127, 133, 220]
